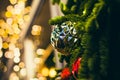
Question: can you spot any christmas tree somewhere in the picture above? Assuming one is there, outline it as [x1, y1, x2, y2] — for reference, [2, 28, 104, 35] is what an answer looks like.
[49, 0, 120, 80]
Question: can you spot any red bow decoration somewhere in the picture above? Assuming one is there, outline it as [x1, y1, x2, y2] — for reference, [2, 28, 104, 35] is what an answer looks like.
[61, 68, 71, 80]
[61, 58, 81, 80]
[72, 58, 81, 77]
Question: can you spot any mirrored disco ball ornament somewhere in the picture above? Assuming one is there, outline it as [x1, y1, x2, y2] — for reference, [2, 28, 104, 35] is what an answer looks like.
[51, 21, 78, 55]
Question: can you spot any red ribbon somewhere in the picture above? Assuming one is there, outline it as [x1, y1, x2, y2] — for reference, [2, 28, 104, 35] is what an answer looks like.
[72, 58, 81, 78]
[61, 68, 71, 80]
[61, 58, 81, 80]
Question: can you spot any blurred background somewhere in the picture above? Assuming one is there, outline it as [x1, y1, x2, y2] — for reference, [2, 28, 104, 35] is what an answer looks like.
[0, 0, 65, 80]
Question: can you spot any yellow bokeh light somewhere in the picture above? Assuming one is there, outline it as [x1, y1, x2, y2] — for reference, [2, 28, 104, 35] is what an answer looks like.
[14, 48, 20, 57]
[14, 27, 21, 34]
[5, 50, 14, 59]
[0, 29, 5, 36]
[11, 34, 19, 40]
[9, 43, 16, 50]
[3, 42, 9, 49]
[14, 57, 20, 63]
[23, 15, 30, 22]
[2, 32, 8, 38]
[13, 65, 20, 72]
[12, 23, 18, 28]
[20, 68, 26, 76]
[7, 5, 13, 12]
[0, 0, 45, 79]
[49, 68, 57, 78]
[32, 25, 41, 32]
[36, 49, 45, 55]
[23, 6, 31, 14]
[12, 76, 19, 80]
[31, 30, 40, 36]
[0, 0, 31, 79]
[6, 18, 13, 25]
[6, 27, 14, 35]
[9, 35, 19, 43]
[9, 72, 19, 80]
[18, 18, 24, 25]
[14, 4, 23, 14]
[34, 58, 43, 64]
[41, 67, 49, 77]
[19, 62, 25, 68]
[31, 25, 42, 35]
[16, 14, 22, 19]
[5, 11, 12, 17]
[0, 19, 5, 27]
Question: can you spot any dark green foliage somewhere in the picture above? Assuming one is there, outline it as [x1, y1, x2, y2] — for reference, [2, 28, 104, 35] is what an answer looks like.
[78, 53, 89, 79]
[99, 37, 109, 79]
[49, 0, 119, 80]
[49, 14, 83, 25]
[52, 0, 60, 4]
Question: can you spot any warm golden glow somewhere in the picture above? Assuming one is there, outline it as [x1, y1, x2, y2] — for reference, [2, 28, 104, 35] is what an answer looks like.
[36, 49, 45, 55]
[3, 42, 9, 49]
[23, 15, 30, 22]
[23, 6, 31, 14]
[5, 50, 14, 59]
[6, 18, 13, 25]
[0, 0, 32, 79]
[9, 72, 19, 80]
[34, 58, 42, 64]
[14, 48, 21, 57]
[31, 25, 41, 36]
[49, 68, 57, 78]
[7, 5, 13, 12]
[14, 3, 25, 15]
[5, 11, 12, 17]
[20, 68, 27, 76]
[18, 18, 24, 25]
[14, 57, 20, 63]
[9, 43, 15, 50]
[41, 67, 49, 77]
[19, 62, 25, 68]
[13, 65, 20, 72]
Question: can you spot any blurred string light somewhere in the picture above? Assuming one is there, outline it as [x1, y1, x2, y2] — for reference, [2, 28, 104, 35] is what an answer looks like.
[19, 62, 25, 68]
[36, 48, 45, 55]
[0, 0, 31, 80]
[31, 25, 42, 36]
[32, 46, 57, 79]
[9, 72, 19, 80]
[20, 68, 27, 77]
[41, 67, 49, 77]
[13, 65, 20, 72]
[49, 68, 57, 78]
